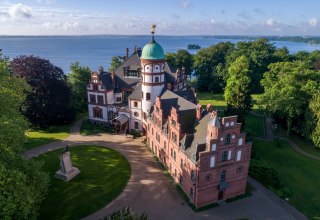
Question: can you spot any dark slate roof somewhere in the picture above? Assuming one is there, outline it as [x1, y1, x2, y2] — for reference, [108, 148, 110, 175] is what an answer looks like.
[164, 62, 177, 84]
[159, 90, 196, 134]
[99, 72, 114, 90]
[184, 112, 211, 162]
[173, 90, 197, 105]
[114, 52, 141, 90]
[128, 83, 142, 100]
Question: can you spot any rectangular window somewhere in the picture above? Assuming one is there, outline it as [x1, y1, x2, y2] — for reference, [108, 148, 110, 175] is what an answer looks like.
[116, 97, 122, 102]
[211, 143, 216, 151]
[134, 101, 138, 107]
[155, 76, 159, 83]
[134, 121, 139, 129]
[210, 156, 215, 168]
[228, 151, 232, 160]
[164, 142, 167, 150]
[93, 107, 103, 119]
[238, 138, 243, 146]
[171, 132, 177, 143]
[146, 93, 151, 101]
[156, 133, 160, 143]
[237, 150, 242, 161]
[98, 95, 104, 104]
[220, 170, 226, 182]
[89, 94, 96, 103]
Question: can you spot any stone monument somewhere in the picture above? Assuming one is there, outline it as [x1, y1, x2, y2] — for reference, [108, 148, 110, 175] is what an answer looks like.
[54, 146, 80, 181]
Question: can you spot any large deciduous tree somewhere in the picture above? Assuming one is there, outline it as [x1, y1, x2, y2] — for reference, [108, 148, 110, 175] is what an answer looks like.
[193, 42, 234, 92]
[259, 61, 320, 136]
[224, 55, 252, 123]
[0, 51, 49, 219]
[309, 92, 320, 148]
[11, 55, 75, 128]
[68, 62, 92, 112]
[108, 56, 123, 72]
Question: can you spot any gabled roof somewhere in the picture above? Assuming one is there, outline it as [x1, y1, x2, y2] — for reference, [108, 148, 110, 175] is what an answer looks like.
[173, 90, 197, 105]
[128, 83, 142, 100]
[99, 72, 114, 90]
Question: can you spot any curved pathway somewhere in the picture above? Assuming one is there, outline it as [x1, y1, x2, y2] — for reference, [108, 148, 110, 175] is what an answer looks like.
[24, 119, 307, 220]
[251, 112, 320, 161]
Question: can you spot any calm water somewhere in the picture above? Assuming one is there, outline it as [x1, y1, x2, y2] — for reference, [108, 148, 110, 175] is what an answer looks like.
[1, 35, 320, 73]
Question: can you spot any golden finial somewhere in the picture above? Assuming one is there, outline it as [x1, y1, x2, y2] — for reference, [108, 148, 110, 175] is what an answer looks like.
[151, 24, 156, 35]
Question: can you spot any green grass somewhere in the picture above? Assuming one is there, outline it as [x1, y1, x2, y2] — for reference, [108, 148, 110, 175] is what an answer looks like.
[80, 120, 114, 136]
[197, 92, 227, 110]
[35, 145, 131, 220]
[24, 113, 86, 150]
[274, 127, 320, 158]
[244, 114, 265, 137]
[252, 139, 320, 219]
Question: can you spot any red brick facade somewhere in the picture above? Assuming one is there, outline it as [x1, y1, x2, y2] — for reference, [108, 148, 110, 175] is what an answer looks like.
[146, 100, 252, 208]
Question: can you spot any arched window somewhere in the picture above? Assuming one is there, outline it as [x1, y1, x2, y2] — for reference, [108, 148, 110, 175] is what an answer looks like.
[222, 151, 228, 161]
[146, 93, 151, 101]
[225, 133, 231, 144]
[155, 76, 159, 83]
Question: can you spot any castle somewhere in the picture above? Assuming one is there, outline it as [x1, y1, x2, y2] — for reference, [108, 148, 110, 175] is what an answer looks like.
[86, 27, 252, 207]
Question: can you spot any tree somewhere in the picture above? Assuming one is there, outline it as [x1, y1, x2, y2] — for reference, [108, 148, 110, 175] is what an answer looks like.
[309, 92, 320, 148]
[165, 50, 194, 78]
[259, 61, 320, 135]
[68, 62, 92, 112]
[11, 55, 75, 128]
[0, 51, 49, 219]
[108, 56, 123, 72]
[224, 55, 252, 123]
[226, 39, 276, 93]
[103, 207, 148, 220]
[193, 42, 234, 92]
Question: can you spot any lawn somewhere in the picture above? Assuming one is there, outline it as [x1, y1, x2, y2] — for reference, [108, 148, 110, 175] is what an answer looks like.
[252, 139, 320, 219]
[24, 113, 86, 150]
[35, 145, 131, 220]
[244, 114, 265, 138]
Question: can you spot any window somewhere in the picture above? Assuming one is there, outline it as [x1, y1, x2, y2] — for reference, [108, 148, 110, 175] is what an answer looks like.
[98, 95, 104, 104]
[171, 132, 177, 143]
[222, 151, 228, 162]
[210, 156, 215, 168]
[236, 150, 242, 161]
[230, 121, 234, 126]
[238, 138, 243, 146]
[126, 70, 139, 77]
[190, 188, 194, 198]
[225, 122, 230, 127]
[225, 133, 231, 144]
[134, 121, 139, 129]
[191, 170, 195, 182]
[211, 143, 216, 151]
[170, 163, 172, 172]
[220, 170, 226, 181]
[108, 111, 116, 120]
[171, 119, 176, 127]
[171, 148, 173, 157]
[89, 94, 95, 103]
[174, 169, 177, 176]
[180, 159, 184, 168]
[93, 84, 98, 90]
[155, 76, 159, 83]
[164, 142, 167, 150]
[134, 101, 138, 107]
[228, 151, 232, 160]
[116, 97, 122, 102]
[93, 107, 103, 119]
[152, 128, 154, 135]
[173, 151, 176, 161]
[179, 175, 183, 185]
[134, 112, 139, 117]
[156, 133, 160, 143]
[146, 93, 151, 101]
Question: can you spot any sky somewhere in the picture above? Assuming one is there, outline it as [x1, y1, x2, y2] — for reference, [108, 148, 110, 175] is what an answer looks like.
[1, 0, 320, 35]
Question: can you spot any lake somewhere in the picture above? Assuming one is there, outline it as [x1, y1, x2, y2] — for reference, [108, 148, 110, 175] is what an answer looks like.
[1, 35, 320, 73]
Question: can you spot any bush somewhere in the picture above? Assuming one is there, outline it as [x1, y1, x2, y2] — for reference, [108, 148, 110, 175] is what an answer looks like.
[80, 120, 113, 136]
[103, 207, 148, 220]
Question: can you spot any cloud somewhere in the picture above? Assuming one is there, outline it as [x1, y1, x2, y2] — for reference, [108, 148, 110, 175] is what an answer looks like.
[170, 13, 180, 19]
[309, 17, 318, 26]
[266, 18, 275, 26]
[8, 3, 33, 19]
[253, 8, 263, 14]
[181, 0, 190, 9]
[37, 0, 56, 4]
[238, 11, 251, 19]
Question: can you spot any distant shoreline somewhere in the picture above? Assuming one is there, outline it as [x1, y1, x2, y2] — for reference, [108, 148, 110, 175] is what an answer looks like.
[1, 35, 319, 44]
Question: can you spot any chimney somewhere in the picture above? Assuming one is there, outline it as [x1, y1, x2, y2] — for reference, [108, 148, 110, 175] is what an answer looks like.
[126, 48, 129, 60]
[111, 71, 115, 87]
[196, 104, 202, 120]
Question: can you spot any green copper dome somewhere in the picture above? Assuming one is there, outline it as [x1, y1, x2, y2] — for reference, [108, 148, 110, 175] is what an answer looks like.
[141, 37, 165, 60]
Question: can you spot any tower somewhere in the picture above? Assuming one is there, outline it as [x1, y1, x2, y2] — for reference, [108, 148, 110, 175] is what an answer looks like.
[141, 25, 165, 122]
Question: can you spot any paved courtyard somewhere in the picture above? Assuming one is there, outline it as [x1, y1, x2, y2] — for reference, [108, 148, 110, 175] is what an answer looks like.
[24, 119, 307, 220]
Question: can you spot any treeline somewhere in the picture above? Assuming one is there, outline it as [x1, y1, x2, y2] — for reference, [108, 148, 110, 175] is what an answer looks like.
[0, 50, 92, 218]
[166, 39, 320, 148]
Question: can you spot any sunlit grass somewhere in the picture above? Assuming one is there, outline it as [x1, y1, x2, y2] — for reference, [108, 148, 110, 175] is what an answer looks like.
[35, 145, 131, 220]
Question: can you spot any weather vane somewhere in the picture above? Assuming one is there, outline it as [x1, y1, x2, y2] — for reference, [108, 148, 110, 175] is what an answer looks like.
[151, 24, 156, 35]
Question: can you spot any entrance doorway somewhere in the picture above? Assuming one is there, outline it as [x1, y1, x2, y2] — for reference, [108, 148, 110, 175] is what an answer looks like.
[218, 190, 224, 200]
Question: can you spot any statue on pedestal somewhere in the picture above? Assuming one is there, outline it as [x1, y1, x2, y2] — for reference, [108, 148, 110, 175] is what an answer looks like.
[54, 146, 80, 181]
